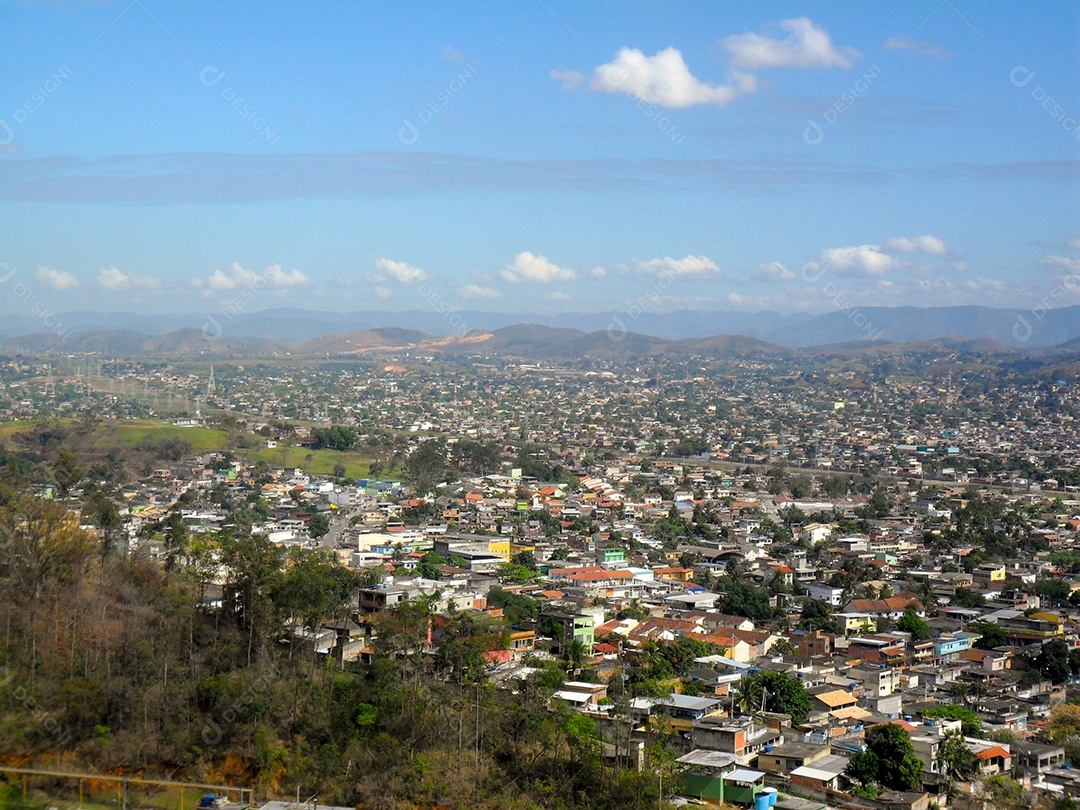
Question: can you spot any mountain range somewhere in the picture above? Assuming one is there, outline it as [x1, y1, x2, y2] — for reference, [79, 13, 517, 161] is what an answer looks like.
[1, 305, 1077, 348]
[1, 305, 1078, 358]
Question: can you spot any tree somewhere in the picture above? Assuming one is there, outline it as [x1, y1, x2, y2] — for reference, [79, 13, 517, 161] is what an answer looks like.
[847, 723, 923, 791]
[564, 639, 588, 673]
[952, 587, 986, 608]
[309, 425, 357, 451]
[1048, 703, 1080, 742]
[404, 439, 454, 495]
[309, 512, 331, 540]
[799, 599, 841, 634]
[719, 578, 772, 621]
[938, 730, 978, 796]
[967, 620, 1007, 649]
[51, 449, 86, 498]
[415, 551, 443, 580]
[512, 550, 538, 570]
[1035, 638, 1071, 684]
[738, 670, 812, 724]
[161, 505, 190, 578]
[897, 607, 931, 641]
[1033, 578, 1071, 607]
[923, 705, 983, 736]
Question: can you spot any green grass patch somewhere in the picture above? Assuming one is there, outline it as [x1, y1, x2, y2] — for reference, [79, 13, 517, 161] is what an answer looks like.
[0, 418, 377, 480]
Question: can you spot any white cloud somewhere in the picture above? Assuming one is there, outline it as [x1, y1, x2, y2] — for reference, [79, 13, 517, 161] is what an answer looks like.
[588, 47, 758, 109]
[623, 254, 721, 277]
[722, 18, 860, 69]
[34, 266, 79, 291]
[96, 265, 163, 292]
[884, 36, 953, 59]
[375, 258, 427, 283]
[262, 263, 310, 288]
[458, 284, 503, 300]
[373, 286, 393, 299]
[1067, 236, 1080, 250]
[753, 261, 795, 281]
[1041, 255, 1080, 274]
[441, 44, 467, 63]
[818, 244, 899, 277]
[199, 262, 309, 291]
[500, 252, 577, 284]
[880, 234, 949, 256]
[550, 69, 584, 89]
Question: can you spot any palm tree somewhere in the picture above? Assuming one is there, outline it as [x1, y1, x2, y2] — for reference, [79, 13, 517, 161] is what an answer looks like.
[565, 639, 587, 674]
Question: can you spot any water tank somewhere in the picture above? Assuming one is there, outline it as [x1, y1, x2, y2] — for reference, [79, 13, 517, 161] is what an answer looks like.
[764, 745, 774, 753]
[904, 716, 913, 722]
[755, 793, 771, 810]
[763, 787, 779, 806]
[1065, 763, 1072, 770]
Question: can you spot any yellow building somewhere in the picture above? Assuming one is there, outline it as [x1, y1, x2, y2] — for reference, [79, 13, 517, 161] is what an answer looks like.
[488, 539, 536, 562]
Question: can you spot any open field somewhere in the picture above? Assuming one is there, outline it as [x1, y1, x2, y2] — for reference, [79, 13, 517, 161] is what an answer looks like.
[0, 419, 376, 480]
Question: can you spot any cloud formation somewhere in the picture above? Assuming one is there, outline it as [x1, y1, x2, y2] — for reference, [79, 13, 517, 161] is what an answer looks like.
[884, 36, 953, 59]
[620, 254, 721, 277]
[34, 266, 79, 291]
[811, 235, 952, 277]
[199, 262, 310, 291]
[589, 47, 758, 109]
[880, 234, 948, 256]
[458, 284, 503, 300]
[375, 258, 427, 283]
[549, 69, 584, 89]
[722, 18, 860, 69]
[97, 265, 163, 291]
[753, 261, 795, 281]
[500, 252, 577, 284]
[818, 244, 900, 277]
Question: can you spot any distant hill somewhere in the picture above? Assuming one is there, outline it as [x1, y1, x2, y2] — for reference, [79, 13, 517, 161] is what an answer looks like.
[2, 318, 1079, 362]
[297, 327, 436, 354]
[1, 327, 279, 356]
[1, 304, 1077, 348]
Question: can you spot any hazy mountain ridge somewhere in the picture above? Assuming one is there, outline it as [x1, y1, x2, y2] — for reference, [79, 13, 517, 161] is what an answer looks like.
[1, 305, 1076, 348]
[4, 323, 1076, 362]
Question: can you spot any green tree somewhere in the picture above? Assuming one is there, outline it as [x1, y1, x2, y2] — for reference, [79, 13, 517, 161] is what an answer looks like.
[923, 705, 983, 736]
[847, 723, 923, 791]
[897, 607, 931, 641]
[1034, 578, 1071, 607]
[799, 599, 841, 633]
[719, 578, 772, 621]
[1035, 638, 1071, 684]
[512, 550, 538, 570]
[404, 439, 454, 495]
[415, 551, 443, 580]
[966, 620, 1007, 649]
[309, 512, 331, 539]
[952, 587, 986, 608]
[161, 505, 190, 579]
[51, 448, 86, 498]
[938, 730, 978, 796]
[739, 670, 812, 724]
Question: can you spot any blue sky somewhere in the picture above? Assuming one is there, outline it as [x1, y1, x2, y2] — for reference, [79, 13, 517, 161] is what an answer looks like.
[0, 0, 1078, 317]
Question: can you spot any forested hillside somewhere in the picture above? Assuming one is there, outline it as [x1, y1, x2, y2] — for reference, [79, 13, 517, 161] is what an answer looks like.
[0, 481, 662, 810]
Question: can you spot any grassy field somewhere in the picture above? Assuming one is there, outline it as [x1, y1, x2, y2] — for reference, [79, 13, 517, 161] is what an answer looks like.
[0, 419, 376, 480]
